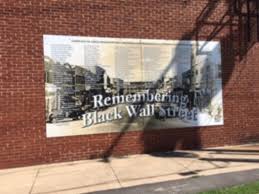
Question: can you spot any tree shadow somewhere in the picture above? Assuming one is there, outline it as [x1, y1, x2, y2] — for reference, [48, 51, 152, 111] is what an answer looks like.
[200, 157, 259, 163]
[101, 0, 259, 162]
[202, 148, 259, 154]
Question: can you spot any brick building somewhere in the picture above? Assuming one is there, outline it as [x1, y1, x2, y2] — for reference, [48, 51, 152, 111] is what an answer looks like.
[1, 0, 259, 169]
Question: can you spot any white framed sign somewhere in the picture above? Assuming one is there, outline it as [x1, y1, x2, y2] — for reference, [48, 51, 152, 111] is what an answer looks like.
[44, 35, 223, 137]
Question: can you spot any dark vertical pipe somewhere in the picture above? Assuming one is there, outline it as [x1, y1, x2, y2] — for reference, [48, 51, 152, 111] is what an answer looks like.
[247, 0, 251, 42]
[256, 0, 259, 41]
[235, 0, 241, 15]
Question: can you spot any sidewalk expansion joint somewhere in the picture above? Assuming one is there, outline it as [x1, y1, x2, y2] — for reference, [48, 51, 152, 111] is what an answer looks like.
[108, 163, 123, 188]
[29, 168, 40, 194]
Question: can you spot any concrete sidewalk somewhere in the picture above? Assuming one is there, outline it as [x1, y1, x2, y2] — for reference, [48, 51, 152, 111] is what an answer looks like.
[1, 144, 259, 194]
[92, 169, 259, 194]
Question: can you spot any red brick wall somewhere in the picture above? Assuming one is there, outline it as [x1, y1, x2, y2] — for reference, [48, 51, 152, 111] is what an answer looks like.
[1, 0, 259, 169]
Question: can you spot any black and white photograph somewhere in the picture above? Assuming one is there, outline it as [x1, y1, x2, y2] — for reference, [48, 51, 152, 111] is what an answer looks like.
[44, 35, 223, 137]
